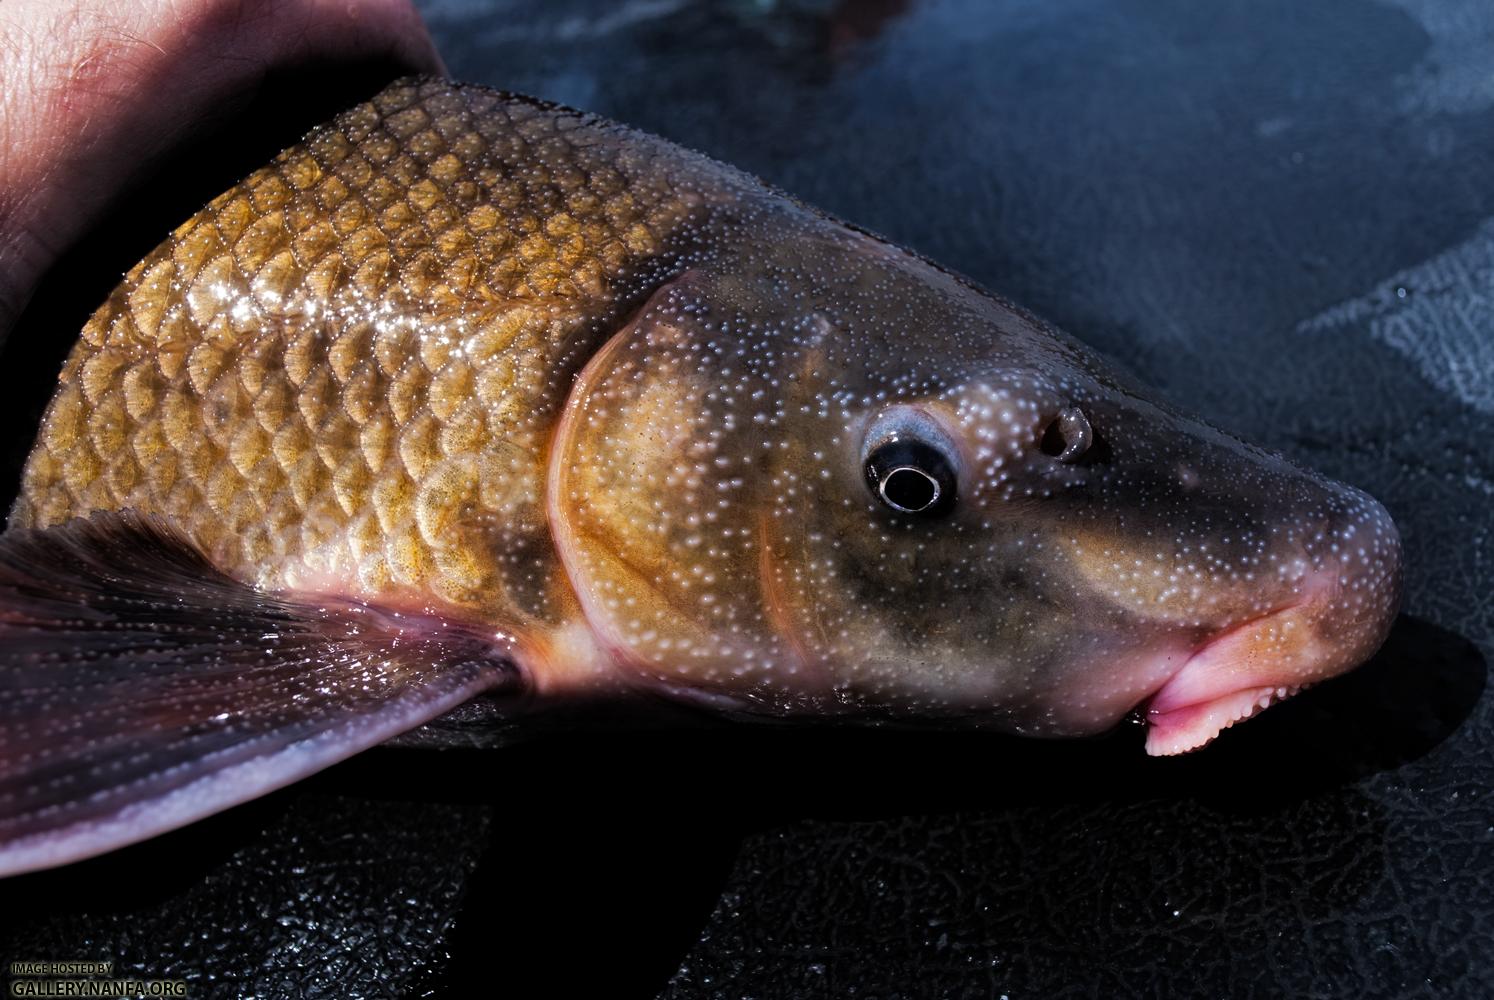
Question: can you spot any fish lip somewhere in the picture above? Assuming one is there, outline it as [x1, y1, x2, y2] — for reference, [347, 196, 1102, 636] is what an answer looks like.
[1138, 568, 1339, 755]
[1142, 683, 1305, 756]
[1146, 596, 1312, 715]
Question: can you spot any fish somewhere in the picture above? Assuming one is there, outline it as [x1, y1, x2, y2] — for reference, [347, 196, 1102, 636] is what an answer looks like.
[0, 77, 1402, 876]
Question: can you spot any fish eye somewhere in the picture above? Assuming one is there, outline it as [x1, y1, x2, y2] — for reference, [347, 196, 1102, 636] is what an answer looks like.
[1040, 406, 1093, 462]
[865, 437, 957, 516]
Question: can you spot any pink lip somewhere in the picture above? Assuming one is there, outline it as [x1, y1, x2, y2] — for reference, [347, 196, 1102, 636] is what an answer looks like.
[1145, 682, 1304, 756]
[1142, 570, 1339, 756]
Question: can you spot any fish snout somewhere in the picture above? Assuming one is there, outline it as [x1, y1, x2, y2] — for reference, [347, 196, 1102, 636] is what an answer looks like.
[1308, 480, 1404, 657]
[1142, 480, 1402, 755]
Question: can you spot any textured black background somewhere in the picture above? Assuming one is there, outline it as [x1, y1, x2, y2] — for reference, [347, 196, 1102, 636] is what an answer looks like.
[3, 1, 1492, 997]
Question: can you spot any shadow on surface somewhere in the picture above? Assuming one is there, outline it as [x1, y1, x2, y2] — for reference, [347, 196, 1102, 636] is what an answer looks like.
[0, 600, 1477, 999]
[365, 612, 1481, 998]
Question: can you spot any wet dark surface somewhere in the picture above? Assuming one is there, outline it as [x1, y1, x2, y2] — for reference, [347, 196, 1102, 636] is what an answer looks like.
[3, 0, 1493, 997]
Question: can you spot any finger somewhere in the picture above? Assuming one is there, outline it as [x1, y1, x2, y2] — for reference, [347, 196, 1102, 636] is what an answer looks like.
[0, 0, 445, 337]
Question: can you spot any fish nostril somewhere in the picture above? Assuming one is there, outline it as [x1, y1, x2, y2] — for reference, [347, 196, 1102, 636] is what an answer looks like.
[1040, 406, 1093, 462]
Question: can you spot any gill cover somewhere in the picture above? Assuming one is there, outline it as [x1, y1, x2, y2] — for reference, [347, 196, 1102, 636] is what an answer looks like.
[547, 271, 823, 710]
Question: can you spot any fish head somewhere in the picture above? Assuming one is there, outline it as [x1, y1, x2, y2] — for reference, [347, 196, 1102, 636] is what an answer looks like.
[549, 209, 1402, 753]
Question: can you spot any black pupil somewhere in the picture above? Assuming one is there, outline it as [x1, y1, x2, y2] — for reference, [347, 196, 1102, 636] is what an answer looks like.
[866, 438, 956, 516]
[884, 468, 937, 511]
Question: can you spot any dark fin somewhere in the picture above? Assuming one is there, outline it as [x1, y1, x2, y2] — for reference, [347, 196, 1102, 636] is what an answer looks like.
[0, 511, 521, 876]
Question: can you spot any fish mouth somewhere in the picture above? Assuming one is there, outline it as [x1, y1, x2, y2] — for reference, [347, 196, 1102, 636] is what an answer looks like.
[1141, 563, 1391, 755]
[1145, 675, 1306, 756]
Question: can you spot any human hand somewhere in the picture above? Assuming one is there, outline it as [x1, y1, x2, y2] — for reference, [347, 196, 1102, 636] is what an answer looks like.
[0, 0, 443, 337]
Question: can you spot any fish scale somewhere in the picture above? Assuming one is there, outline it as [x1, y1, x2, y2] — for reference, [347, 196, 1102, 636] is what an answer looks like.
[14, 78, 724, 621]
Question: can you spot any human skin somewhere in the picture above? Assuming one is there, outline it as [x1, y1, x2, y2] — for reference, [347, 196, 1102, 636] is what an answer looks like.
[0, 0, 444, 338]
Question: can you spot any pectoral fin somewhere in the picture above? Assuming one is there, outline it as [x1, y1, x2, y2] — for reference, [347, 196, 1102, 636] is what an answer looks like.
[0, 511, 520, 877]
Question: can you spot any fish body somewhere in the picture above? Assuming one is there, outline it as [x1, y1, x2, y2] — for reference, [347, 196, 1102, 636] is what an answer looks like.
[0, 79, 1401, 875]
